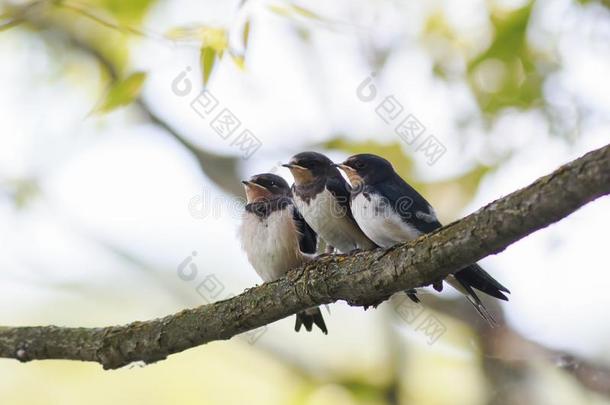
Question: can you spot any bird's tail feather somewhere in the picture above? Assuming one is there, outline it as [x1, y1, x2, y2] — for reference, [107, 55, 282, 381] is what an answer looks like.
[455, 264, 510, 301]
[295, 307, 328, 334]
[457, 279, 498, 326]
[448, 263, 511, 326]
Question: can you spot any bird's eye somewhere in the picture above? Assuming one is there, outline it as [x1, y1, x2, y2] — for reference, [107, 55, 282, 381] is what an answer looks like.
[355, 161, 365, 169]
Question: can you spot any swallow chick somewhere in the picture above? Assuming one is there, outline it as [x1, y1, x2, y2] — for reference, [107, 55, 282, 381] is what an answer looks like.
[283, 152, 377, 254]
[238, 173, 327, 334]
[337, 154, 510, 325]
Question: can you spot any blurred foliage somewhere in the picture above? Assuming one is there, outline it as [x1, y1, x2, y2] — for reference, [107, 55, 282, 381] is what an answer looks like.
[243, 18, 251, 48]
[94, 71, 146, 113]
[44, 0, 156, 73]
[2, 177, 41, 209]
[268, 3, 323, 21]
[0, 0, 245, 195]
[423, 1, 550, 117]
[200, 45, 217, 86]
[467, 2, 545, 115]
[577, 0, 610, 6]
[94, 0, 155, 23]
[166, 24, 246, 84]
[1, 1, 609, 404]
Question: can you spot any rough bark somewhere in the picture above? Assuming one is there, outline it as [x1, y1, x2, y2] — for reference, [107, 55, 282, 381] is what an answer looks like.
[0, 144, 609, 369]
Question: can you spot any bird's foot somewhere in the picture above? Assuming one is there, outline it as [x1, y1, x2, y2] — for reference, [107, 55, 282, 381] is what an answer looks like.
[432, 280, 444, 292]
[362, 295, 392, 310]
[405, 289, 420, 303]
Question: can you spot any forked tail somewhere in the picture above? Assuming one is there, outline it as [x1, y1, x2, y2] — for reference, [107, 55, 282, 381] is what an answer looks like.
[450, 263, 510, 326]
[295, 307, 328, 334]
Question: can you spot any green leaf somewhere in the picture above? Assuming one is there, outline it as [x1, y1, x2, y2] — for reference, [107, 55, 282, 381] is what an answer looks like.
[230, 53, 246, 71]
[290, 4, 322, 20]
[200, 46, 217, 86]
[98, 0, 155, 24]
[268, 4, 293, 17]
[242, 19, 251, 49]
[201, 27, 228, 52]
[94, 71, 147, 113]
[164, 26, 198, 40]
[267, 3, 324, 22]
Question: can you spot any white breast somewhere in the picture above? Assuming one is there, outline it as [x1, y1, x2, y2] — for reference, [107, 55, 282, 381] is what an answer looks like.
[294, 189, 374, 253]
[238, 207, 306, 282]
[351, 192, 421, 249]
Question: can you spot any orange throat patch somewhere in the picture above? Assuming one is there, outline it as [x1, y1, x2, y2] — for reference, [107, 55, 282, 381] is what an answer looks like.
[244, 184, 272, 203]
[341, 167, 363, 188]
[289, 167, 314, 185]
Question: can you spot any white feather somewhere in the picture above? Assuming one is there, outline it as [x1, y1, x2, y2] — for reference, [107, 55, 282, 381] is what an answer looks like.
[351, 192, 421, 248]
[238, 206, 306, 282]
[294, 189, 375, 253]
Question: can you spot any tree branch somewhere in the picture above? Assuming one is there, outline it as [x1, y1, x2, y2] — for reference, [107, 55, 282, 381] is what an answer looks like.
[0, 145, 610, 369]
[1, 144, 609, 369]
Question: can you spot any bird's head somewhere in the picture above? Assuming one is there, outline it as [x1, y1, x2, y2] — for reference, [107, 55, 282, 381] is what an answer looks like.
[336, 154, 395, 186]
[241, 173, 290, 203]
[282, 151, 335, 186]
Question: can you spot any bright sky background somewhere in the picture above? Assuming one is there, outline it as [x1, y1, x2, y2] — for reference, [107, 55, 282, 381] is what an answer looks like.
[1, 0, 609, 387]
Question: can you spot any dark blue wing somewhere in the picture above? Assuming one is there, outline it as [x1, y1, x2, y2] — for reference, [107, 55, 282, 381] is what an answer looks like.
[375, 175, 442, 234]
[378, 176, 511, 302]
[293, 206, 317, 254]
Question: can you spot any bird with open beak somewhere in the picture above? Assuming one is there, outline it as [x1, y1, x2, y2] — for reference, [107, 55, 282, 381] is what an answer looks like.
[283, 151, 377, 254]
[238, 173, 327, 333]
[336, 154, 510, 325]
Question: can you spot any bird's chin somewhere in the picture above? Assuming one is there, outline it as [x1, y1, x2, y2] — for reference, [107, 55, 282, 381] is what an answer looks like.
[289, 168, 314, 185]
[343, 171, 364, 188]
[244, 186, 272, 203]
[336, 164, 362, 186]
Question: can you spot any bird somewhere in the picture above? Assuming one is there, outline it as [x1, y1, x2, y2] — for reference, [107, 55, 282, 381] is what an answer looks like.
[335, 153, 510, 324]
[238, 173, 327, 334]
[283, 151, 377, 254]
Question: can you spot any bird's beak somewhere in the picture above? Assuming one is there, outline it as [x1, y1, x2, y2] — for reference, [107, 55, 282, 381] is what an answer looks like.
[282, 163, 307, 171]
[284, 162, 312, 184]
[241, 180, 268, 190]
[335, 163, 362, 185]
[335, 163, 355, 173]
[242, 180, 271, 203]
